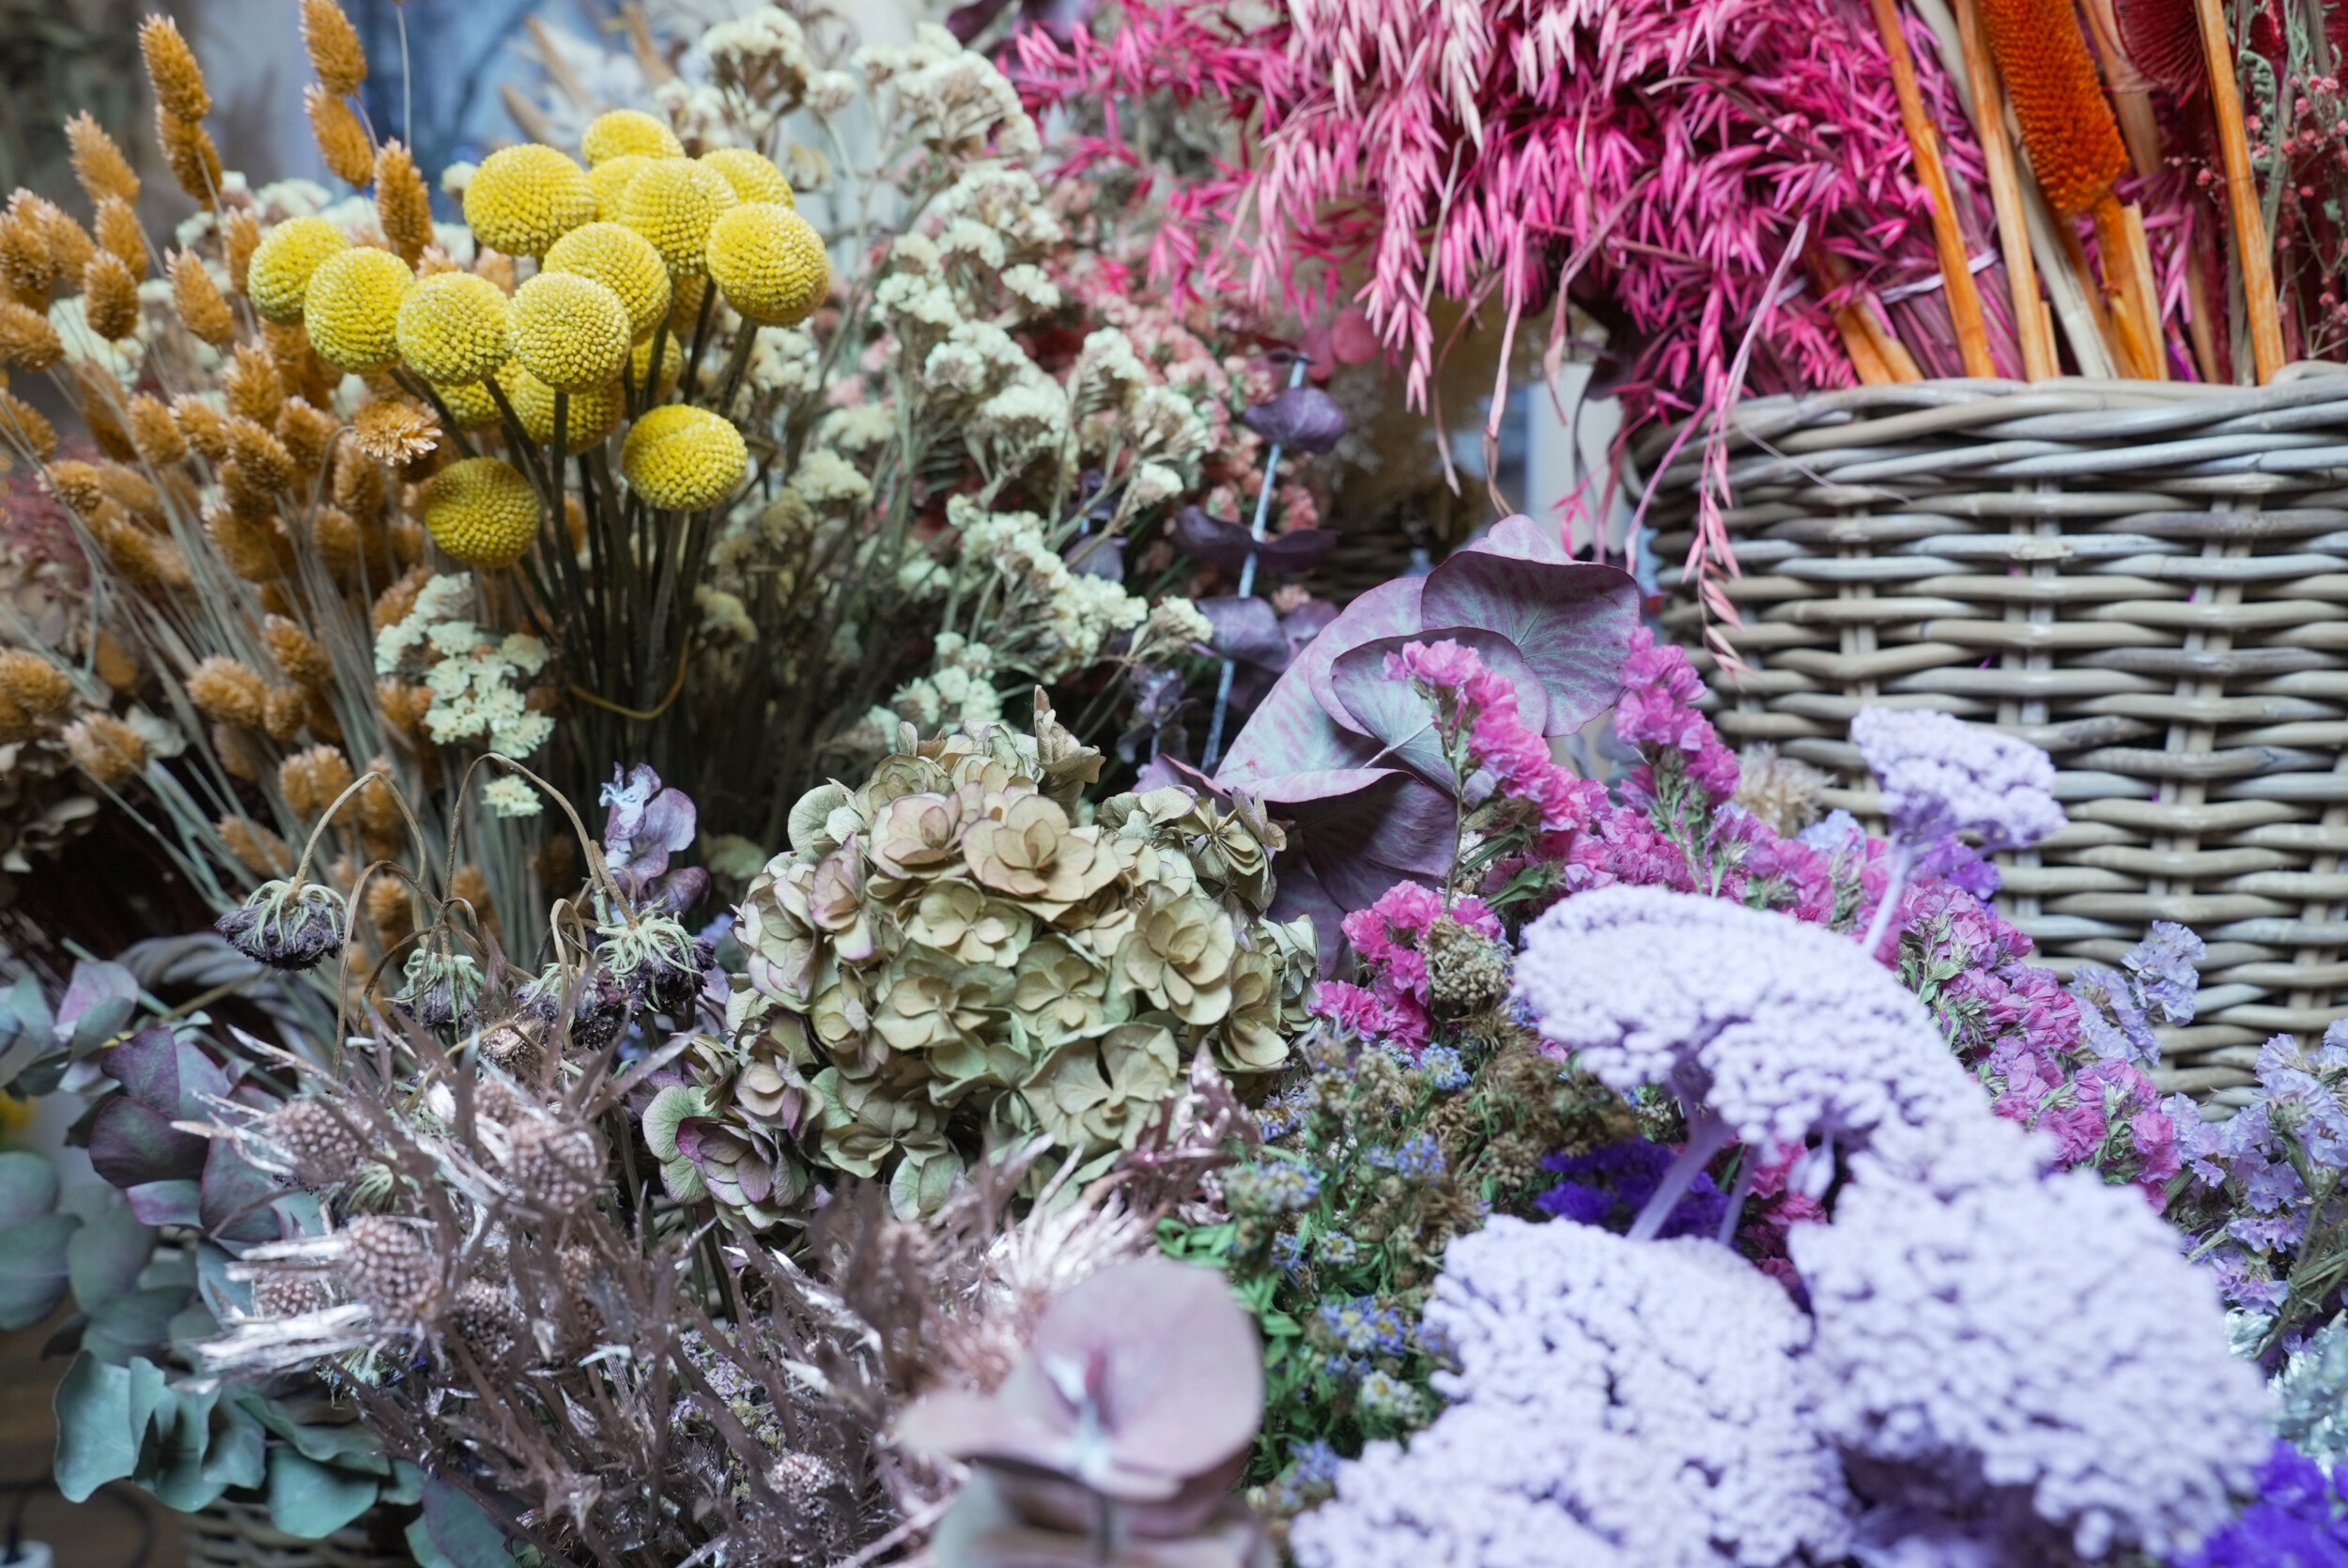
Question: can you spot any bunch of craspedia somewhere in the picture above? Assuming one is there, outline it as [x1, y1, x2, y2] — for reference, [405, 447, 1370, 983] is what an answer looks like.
[693, 698, 1315, 1221]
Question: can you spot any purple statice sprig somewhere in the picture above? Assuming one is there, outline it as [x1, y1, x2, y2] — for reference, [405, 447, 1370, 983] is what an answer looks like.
[2173, 1441, 2348, 1568]
[1536, 1136, 1729, 1240]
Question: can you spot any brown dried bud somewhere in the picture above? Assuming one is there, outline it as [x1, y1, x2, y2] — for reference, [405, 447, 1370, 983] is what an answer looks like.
[277, 397, 337, 476]
[0, 206, 54, 299]
[167, 251, 235, 347]
[372, 566, 430, 632]
[264, 615, 332, 687]
[174, 396, 231, 461]
[222, 209, 261, 295]
[376, 141, 432, 266]
[305, 85, 374, 188]
[332, 436, 386, 516]
[338, 1215, 440, 1323]
[140, 17, 212, 123]
[1425, 916, 1510, 1019]
[93, 632, 138, 691]
[278, 743, 355, 817]
[0, 300, 63, 370]
[0, 650, 70, 728]
[83, 252, 141, 341]
[96, 463, 161, 524]
[301, 0, 369, 97]
[224, 344, 285, 426]
[186, 655, 269, 729]
[39, 205, 93, 280]
[94, 199, 144, 272]
[0, 392, 55, 459]
[251, 1272, 331, 1319]
[127, 394, 186, 467]
[261, 685, 307, 745]
[204, 504, 282, 581]
[65, 113, 139, 208]
[45, 459, 102, 516]
[157, 110, 223, 209]
[219, 814, 294, 877]
[64, 712, 147, 785]
[268, 1097, 369, 1186]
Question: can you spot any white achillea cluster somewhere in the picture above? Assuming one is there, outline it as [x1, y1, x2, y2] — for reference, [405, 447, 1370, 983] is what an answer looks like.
[1292, 1219, 1853, 1568]
[856, 24, 1042, 159]
[373, 574, 552, 761]
[888, 633, 1000, 731]
[953, 500, 1150, 680]
[790, 448, 872, 510]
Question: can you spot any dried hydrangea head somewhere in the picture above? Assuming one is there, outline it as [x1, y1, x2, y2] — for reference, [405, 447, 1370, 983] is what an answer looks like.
[707, 201, 828, 327]
[616, 155, 739, 276]
[621, 405, 749, 512]
[303, 245, 414, 373]
[420, 456, 539, 568]
[462, 143, 595, 258]
[245, 215, 350, 324]
[542, 221, 672, 343]
[508, 269, 631, 392]
[701, 146, 794, 206]
[579, 107, 681, 164]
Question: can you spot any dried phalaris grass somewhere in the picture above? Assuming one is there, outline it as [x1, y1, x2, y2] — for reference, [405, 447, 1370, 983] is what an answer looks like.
[83, 252, 142, 341]
[263, 686, 308, 745]
[64, 112, 139, 207]
[0, 392, 56, 459]
[156, 110, 224, 208]
[94, 198, 143, 271]
[204, 503, 282, 580]
[276, 398, 338, 477]
[375, 142, 433, 266]
[37, 203, 93, 278]
[124, 394, 182, 466]
[139, 16, 212, 124]
[222, 208, 260, 293]
[64, 712, 147, 784]
[188, 656, 270, 729]
[168, 250, 236, 346]
[43, 460, 102, 516]
[0, 300, 63, 370]
[96, 462, 162, 525]
[265, 614, 332, 688]
[306, 85, 375, 188]
[0, 205, 55, 300]
[173, 395, 233, 461]
[226, 419, 297, 497]
[332, 437, 387, 517]
[278, 743, 356, 817]
[0, 650, 72, 733]
[224, 344, 285, 426]
[73, 373, 136, 461]
[219, 814, 295, 876]
[300, 0, 368, 97]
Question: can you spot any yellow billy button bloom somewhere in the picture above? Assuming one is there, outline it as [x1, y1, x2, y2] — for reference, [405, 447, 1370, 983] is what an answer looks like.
[421, 455, 539, 568]
[499, 365, 623, 453]
[622, 405, 748, 512]
[302, 246, 414, 373]
[245, 216, 349, 325]
[542, 223, 671, 343]
[589, 154, 648, 223]
[580, 109, 681, 164]
[706, 203, 828, 327]
[395, 270, 511, 386]
[462, 144, 595, 258]
[616, 157, 737, 277]
[506, 271, 630, 392]
[699, 147, 793, 207]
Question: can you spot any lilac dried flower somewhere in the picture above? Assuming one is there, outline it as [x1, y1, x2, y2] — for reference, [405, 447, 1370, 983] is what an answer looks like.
[1794, 1112, 2271, 1560]
[1241, 385, 1348, 453]
[2125, 920, 2206, 1027]
[2067, 962, 2160, 1068]
[601, 762, 698, 897]
[215, 878, 346, 971]
[1848, 707, 2062, 853]
[1290, 1218, 1851, 1568]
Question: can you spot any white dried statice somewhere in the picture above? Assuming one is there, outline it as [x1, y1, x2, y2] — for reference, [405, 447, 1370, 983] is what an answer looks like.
[863, 24, 1040, 159]
[934, 164, 1063, 254]
[892, 633, 1000, 731]
[1514, 886, 1980, 1153]
[374, 573, 553, 759]
[746, 327, 819, 399]
[1126, 461, 1185, 513]
[1794, 1111, 2271, 1560]
[1074, 327, 1151, 411]
[1292, 1219, 1852, 1568]
[481, 776, 541, 819]
[999, 264, 1060, 315]
[791, 448, 873, 510]
[821, 401, 898, 453]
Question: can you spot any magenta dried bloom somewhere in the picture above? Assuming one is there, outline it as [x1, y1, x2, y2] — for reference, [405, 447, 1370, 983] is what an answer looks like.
[1849, 708, 2062, 852]
[1290, 1218, 1851, 1568]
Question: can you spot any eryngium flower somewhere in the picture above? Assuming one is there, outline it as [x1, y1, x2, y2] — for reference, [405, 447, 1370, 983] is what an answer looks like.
[1241, 384, 1347, 453]
[217, 878, 346, 970]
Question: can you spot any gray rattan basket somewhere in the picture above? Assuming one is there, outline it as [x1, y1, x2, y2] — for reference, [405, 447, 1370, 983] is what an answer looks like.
[184, 1497, 414, 1568]
[1635, 366, 2348, 1107]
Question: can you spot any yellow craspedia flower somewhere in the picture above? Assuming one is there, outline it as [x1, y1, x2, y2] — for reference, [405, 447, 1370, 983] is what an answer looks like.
[462, 144, 595, 258]
[421, 456, 538, 568]
[437, 377, 502, 430]
[499, 364, 623, 453]
[616, 157, 737, 277]
[246, 216, 350, 324]
[700, 147, 793, 207]
[507, 271, 630, 392]
[590, 154, 648, 223]
[303, 246, 414, 373]
[622, 404, 748, 511]
[707, 203, 828, 327]
[632, 332, 682, 399]
[542, 223, 671, 343]
[581, 109, 681, 165]
[395, 270, 510, 386]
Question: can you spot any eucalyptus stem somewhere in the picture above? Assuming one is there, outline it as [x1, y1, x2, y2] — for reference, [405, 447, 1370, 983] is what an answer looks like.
[1200, 356, 1309, 770]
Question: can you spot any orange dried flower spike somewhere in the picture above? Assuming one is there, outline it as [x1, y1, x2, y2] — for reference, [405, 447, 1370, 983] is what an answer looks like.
[1977, 0, 2127, 216]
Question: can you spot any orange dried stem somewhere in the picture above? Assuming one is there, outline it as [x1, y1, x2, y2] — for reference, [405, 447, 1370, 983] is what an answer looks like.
[2092, 195, 2161, 377]
[2193, 0, 2285, 381]
[1869, 0, 1995, 377]
[1954, 0, 2059, 378]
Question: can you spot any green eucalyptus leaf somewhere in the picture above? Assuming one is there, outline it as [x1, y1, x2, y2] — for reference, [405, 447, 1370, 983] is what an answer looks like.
[53, 1351, 135, 1501]
[203, 1399, 267, 1490]
[68, 1189, 160, 1306]
[267, 1447, 379, 1538]
[8, 973, 49, 1040]
[423, 1477, 517, 1568]
[381, 1457, 425, 1507]
[0, 1212, 80, 1330]
[244, 1396, 390, 1471]
[141, 1382, 227, 1511]
[0, 1150, 55, 1230]
[82, 1287, 185, 1365]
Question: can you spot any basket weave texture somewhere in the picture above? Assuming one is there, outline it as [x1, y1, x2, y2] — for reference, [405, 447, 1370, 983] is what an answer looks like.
[185, 1498, 413, 1568]
[1637, 367, 2348, 1108]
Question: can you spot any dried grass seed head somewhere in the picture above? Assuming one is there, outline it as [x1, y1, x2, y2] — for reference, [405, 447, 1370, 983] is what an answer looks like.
[303, 83, 374, 187]
[0, 301, 63, 370]
[300, 0, 368, 97]
[376, 141, 433, 264]
[139, 16, 211, 122]
[65, 112, 139, 207]
[187, 655, 269, 728]
[64, 712, 147, 784]
[279, 743, 356, 816]
[168, 249, 236, 346]
[82, 253, 142, 340]
[157, 110, 224, 208]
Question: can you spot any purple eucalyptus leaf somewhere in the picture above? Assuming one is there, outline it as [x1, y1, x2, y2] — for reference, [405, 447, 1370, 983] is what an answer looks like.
[1168, 508, 1257, 571]
[56, 962, 139, 1052]
[1242, 386, 1347, 453]
[631, 791, 698, 864]
[1198, 597, 1288, 669]
[198, 1141, 281, 1245]
[1419, 516, 1641, 735]
[88, 1097, 207, 1188]
[1281, 599, 1338, 656]
[1245, 768, 1456, 916]
[1064, 533, 1123, 581]
[124, 1180, 202, 1228]
[1213, 662, 1382, 790]
[1302, 577, 1427, 736]
[100, 1027, 182, 1117]
[1326, 629, 1551, 787]
[1254, 530, 1340, 575]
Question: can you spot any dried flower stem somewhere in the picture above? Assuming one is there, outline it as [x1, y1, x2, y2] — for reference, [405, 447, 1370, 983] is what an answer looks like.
[1868, 0, 1996, 376]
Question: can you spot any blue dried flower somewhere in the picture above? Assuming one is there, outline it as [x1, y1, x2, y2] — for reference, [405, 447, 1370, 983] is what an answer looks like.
[1366, 1135, 1444, 1182]
[1317, 1232, 1362, 1268]
[1537, 1137, 1727, 1240]
[1271, 1233, 1305, 1271]
[1320, 1296, 1409, 1358]
[1224, 1161, 1321, 1216]
[1290, 1440, 1342, 1489]
[1414, 1046, 1469, 1093]
[1358, 1371, 1426, 1423]
[1849, 706, 2062, 851]
[2069, 962, 2160, 1068]
[2173, 1441, 2348, 1568]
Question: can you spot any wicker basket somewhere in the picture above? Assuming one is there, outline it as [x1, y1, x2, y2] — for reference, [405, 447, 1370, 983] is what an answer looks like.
[1635, 366, 2348, 1108]
[184, 1498, 415, 1568]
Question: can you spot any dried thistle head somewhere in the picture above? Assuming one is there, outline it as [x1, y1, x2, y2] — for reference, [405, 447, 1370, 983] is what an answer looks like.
[265, 1096, 370, 1184]
[339, 1214, 442, 1326]
[65, 112, 140, 207]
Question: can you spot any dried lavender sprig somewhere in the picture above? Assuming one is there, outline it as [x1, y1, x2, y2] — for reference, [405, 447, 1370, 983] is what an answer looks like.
[1200, 356, 1309, 770]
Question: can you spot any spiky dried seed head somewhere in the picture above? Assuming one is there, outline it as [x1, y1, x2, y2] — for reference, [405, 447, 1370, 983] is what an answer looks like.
[139, 17, 212, 123]
[186, 655, 269, 728]
[252, 1272, 332, 1318]
[64, 712, 147, 784]
[502, 1116, 601, 1213]
[338, 1215, 440, 1323]
[94, 198, 145, 272]
[65, 113, 139, 207]
[82, 253, 141, 340]
[299, 0, 367, 96]
[156, 110, 223, 208]
[0, 300, 63, 370]
[305, 83, 374, 185]
[168, 251, 235, 346]
[444, 1279, 526, 1374]
[268, 1096, 369, 1183]
[218, 815, 294, 877]
[1426, 917, 1511, 1018]
[375, 141, 432, 265]
[0, 391, 55, 458]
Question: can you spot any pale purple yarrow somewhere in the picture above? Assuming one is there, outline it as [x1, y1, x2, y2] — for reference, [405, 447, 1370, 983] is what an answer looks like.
[1793, 1113, 2271, 1561]
[1290, 1218, 1851, 1568]
[1849, 707, 2063, 852]
[1513, 886, 1981, 1152]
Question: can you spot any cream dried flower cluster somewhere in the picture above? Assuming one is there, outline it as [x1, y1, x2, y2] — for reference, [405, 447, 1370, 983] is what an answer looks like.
[687, 699, 1312, 1220]
[372, 574, 553, 793]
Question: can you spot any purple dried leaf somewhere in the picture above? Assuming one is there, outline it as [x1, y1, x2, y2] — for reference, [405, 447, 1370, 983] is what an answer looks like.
[1168, 508, 1337, 575]
[1198, 597, 1289, 669]
[1328, 628, 1551, 787]
[1242, 386, 1348, 453]
[1065, 532, 1124, 581]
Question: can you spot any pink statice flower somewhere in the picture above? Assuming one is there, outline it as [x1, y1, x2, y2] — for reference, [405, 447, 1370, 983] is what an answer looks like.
[1616, 629, 1739, 804]
[1314, 880, 1502, 1052]
[1385, 638, 1598, 836]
